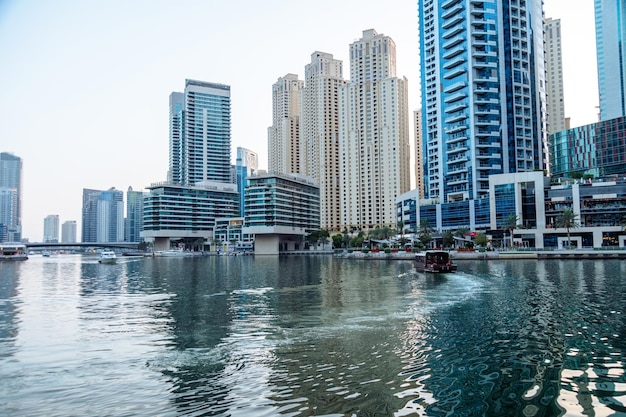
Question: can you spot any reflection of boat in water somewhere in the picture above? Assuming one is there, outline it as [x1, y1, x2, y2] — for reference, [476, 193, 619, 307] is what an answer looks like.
[0, 243, 29, 261]
[153, 249, 194, 257]
[98, 250, 117, 264]
[415, 250, 457, 273]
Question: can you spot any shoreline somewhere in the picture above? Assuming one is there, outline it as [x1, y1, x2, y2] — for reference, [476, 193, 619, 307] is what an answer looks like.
[334, 249, 626, 260]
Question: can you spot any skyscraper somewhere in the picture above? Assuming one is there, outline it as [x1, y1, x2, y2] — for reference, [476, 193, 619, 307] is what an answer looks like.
[125, 186, 145, 243]
[43, 214, 59, 243]
[0, 152, 22, 242]
[595, 0, 626, 121]
[340, 29, 410, 230]
[545, 17, 567, 134]
[235, 147, 258, 217]
[168, 92, 184, 184]
[418, 0, 547, 203]
[81, 188, 124, 243]
[301, 52, 345, 230]
[414, 109, 424, 198]
[268, 74, 303, 175]
[169, 80, 232, 186]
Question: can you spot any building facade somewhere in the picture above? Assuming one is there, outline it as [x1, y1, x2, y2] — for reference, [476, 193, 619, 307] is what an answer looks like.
[141, 181, 239, 251]
[81, 188, 124, 243]
[414, 109, 424, 198]
[0, 152, 22, 242]
[169, 80, 232, 186]
[301, 52, 345, 230]
[244, 173, 320, 255]
[595, 0, 626, 120]
[61, 220, 77, 244]
[340, 29, 410, 231]
[545, 17, 567, 135]
[125, 187, 145, 243]
[268, 74, 303, 175]
[43, 214, 59, 243]
[235, 147, 259, 218]
[168, 92, 185, 184]
[550, 116, 626, 178]
[418, 0, 547, 203]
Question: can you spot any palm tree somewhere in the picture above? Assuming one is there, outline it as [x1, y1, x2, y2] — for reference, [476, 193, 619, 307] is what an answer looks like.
[556, 208, 580, 248]
[397, 220, 405, 239]
[455, 227, 470, 249]
[418, 219, 435, 248]
[504, 214, 519, 247]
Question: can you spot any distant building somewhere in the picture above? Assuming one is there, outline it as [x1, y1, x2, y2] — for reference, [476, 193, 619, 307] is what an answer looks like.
[0, 152, 22, 242]
[550, 116, 626, 178]
[235, 147, 258, 218]
[414, 109, 424, 199]
[340, 29, 410, 231]
[61, 220, 77, 244]
[43, 214, 59, 243]
[125, 186, 146, 243]
[545, 17, 567, 135]
[268, 74, 303, 175]
[81, 188, 124, 243]
[595, 0, 626, 120]
[301, 52, 345, 230]
[167, 92, 185, 184]
[141, 181, 239, 251]
[244, 172, 320, 255]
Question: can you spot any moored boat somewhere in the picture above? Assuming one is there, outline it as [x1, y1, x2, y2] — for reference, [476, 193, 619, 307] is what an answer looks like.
[415, 250, 457, 273]
[0, 243, 28, 261]
[98, 250, 117, 264]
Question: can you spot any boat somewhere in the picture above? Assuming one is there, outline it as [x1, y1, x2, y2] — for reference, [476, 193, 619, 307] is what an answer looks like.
[415, 250, 457, 273]
[0, 243, 29, 261]
[42, 250, 51, 257]
[153, 249, 194, 257]
[98, 250, 117, 264]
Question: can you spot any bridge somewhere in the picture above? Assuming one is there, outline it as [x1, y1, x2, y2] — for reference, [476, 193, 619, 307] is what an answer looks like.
[26, 242, 140, 250]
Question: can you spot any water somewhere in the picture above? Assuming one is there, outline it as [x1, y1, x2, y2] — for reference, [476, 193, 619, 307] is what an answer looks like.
[0, 255, 625, 417]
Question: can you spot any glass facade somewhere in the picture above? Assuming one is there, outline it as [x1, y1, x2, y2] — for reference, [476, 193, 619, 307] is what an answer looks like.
[419, 0, 546, 204]
[494, 183, 515, 228]
[549, 116, 626, 177]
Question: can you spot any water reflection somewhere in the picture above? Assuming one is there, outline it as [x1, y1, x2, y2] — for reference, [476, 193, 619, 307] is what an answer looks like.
[0, 255, 625, 416]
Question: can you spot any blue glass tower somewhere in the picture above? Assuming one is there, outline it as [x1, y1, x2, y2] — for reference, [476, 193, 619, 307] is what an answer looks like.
[595, 0, 626, 121]
[418, 0, 547, 203]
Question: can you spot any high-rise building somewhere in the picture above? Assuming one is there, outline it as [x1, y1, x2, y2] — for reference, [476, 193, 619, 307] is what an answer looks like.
[81, 188, 124, 243]
[418, 0, 547, 204]
[268, 74, 303, 175]
[61, 220, 77, 244]
[340, 29, 410, 231]
[0, 152, 22, 242]
[595, 0, 626, 121]
[414, 109, 424, 198]
[301, 52, 345, 230]
[125, 187, 145, 243]
[168, 92, 184, 184]
[169, 80, 232, 185]
[235, 147, 258, 217]
[545, 17, 566, 134]
[43, 214, 59, 243]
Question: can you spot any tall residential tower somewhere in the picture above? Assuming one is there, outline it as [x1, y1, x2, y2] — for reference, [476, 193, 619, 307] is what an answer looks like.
[268, 74, 303, 175]
[301, 52, 345, 230]
[0, 152, 22, 242]
[545, 17, 566, 134]
[340, 29, 410, 230]
[595, 0, 626, 121]
[418, 0, 547, 203]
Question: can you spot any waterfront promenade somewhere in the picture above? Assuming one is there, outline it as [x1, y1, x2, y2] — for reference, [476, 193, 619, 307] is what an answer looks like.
[335, 248, 626, 260]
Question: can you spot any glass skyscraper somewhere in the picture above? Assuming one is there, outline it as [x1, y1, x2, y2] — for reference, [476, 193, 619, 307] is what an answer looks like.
[0, 152, 22, 242]
[418, 0, 547, 203]
[81, 188, 124, 243]
[169, 80, 232, 186]
[595, 0, 626, 120]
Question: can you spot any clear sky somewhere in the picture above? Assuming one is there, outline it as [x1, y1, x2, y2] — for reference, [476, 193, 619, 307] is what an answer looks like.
[0, 0, 597, 242]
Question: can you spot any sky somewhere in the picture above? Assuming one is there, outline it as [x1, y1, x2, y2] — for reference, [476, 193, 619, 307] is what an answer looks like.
[0, 0, 598, 242]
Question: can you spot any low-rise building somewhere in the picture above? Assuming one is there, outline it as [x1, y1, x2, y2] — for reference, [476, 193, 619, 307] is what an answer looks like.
[244, 172, 320, 255]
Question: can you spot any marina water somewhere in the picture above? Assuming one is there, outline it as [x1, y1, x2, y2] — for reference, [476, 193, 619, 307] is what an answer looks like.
[1, 254, 625, 416]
